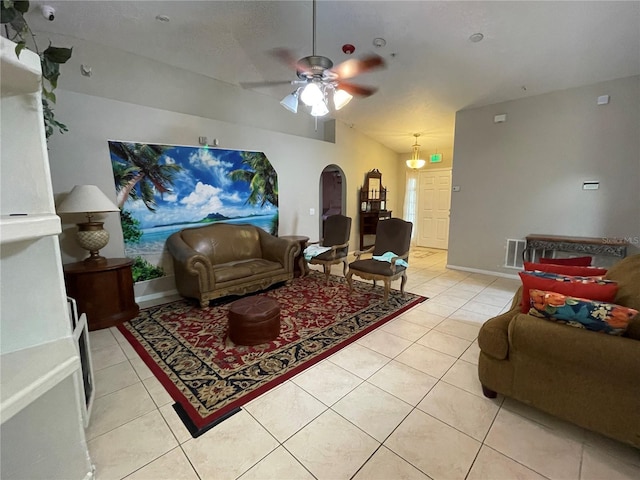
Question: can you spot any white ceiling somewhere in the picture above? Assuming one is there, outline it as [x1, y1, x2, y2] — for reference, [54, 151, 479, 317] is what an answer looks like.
[25, 1, 640, 153]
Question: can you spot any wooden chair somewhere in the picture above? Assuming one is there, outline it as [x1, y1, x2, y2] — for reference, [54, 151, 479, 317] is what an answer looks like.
[346, 218, 413, 304]
[307, 214, 352, 285]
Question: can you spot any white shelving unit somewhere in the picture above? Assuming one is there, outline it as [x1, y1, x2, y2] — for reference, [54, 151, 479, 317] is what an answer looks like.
[0, 37, 93, 479]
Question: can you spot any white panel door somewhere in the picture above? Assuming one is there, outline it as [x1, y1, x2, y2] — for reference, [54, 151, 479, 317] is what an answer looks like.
[418, 169, 451, 249]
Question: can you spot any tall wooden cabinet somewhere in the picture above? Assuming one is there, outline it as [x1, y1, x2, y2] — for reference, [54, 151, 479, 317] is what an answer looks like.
[0, 37, 93, 479]
[358, 169, 392, 250]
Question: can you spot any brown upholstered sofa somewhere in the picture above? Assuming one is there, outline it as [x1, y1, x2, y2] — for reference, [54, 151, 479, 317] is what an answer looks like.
[167, 223, 299, 307]
[478, 254, 640, 448]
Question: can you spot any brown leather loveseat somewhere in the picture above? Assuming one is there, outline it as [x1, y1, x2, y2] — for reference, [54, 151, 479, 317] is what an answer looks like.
[478, 254, 640, 448]
[167, 223, 299, 307]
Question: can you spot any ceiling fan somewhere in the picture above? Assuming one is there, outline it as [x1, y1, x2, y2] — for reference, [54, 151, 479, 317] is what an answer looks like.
[240, 0, 386, 117]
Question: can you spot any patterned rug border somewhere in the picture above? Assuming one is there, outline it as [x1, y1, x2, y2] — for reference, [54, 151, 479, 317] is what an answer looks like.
[118, 272, 426, 436]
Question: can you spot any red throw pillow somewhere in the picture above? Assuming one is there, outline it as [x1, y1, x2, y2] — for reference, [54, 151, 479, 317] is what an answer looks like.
[539, 256, 592, 266]
[523, 261, 607, 276]
[518, 271, 618, 313]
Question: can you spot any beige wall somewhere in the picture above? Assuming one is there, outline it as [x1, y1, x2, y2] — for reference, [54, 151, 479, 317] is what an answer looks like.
[49, 91, 400, 258]
[46, 34, 327, 143]
[45, 39, 401, 299]
[395, 145, 454, 218]
[448, 75, 640, 274]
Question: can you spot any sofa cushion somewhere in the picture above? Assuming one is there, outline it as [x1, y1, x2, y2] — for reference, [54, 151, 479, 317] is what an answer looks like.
[181, 224, 263, 265]
[539, 256, 592, 266]
[213, 259, 282, 283]
[518, 271, 618, 313]
[604, 254, 640, 311]
[604, 254, 640, 339]
[524, 261, 607, 276]
[528, 289, 638, 335]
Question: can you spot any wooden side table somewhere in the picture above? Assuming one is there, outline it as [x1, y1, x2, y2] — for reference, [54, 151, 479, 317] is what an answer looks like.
[64, 258, 140, 331]
[280, 235, 310, 278]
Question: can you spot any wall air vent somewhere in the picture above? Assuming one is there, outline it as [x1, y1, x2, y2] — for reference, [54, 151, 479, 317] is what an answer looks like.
[505, 238, 526, 269]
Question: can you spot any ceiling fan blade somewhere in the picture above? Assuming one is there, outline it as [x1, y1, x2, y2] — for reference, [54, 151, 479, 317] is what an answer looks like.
[270, 48, 307, 72]
[330, 54, 386, 80]
[336, 81, 378, 98]
[240, 80, 295, 89]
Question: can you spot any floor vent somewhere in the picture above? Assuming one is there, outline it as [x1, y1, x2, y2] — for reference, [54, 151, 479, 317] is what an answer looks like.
[505, 238, 526, 269]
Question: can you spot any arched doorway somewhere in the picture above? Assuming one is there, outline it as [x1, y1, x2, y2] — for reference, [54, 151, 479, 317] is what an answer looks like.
[318, 165, 346, 238]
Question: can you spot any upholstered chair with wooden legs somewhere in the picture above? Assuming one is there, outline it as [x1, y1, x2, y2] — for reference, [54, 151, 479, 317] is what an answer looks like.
[308, 214, 352, 285]
[346, 218, 413, 304]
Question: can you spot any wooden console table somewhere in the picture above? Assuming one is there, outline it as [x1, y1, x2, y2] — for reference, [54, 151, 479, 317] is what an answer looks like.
[524, 234, 629, 262]
[359, 210, 392, 250]
[359, 169, 391, 250]
[64, 258, 139, 331]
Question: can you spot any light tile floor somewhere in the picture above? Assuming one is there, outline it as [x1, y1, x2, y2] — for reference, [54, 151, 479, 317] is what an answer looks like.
[87, 248, 640, 480]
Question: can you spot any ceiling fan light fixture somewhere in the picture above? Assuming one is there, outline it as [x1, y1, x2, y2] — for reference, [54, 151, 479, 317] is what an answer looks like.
[333, 89, 353, 110]
[310, 101, 329, 117]
[406, 134, 426, 169]
[280, 91, 299, 113]
[300, 82, 324, 106]
[270, 0, 384, 117]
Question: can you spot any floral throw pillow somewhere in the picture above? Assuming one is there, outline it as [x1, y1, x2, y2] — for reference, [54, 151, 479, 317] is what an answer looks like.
[528, 289, 638, 335]
[518, 271, 618, 313]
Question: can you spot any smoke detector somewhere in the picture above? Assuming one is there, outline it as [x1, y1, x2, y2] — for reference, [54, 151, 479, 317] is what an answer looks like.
[373, 37, 386, 48]
[342, 44, 355, 55]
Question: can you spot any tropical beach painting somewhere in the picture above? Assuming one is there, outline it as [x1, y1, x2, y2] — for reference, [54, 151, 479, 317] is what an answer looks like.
[109, 141, 278, 282]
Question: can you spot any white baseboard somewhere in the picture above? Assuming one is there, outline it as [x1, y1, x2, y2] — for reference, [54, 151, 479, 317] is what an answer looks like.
[133, 274, 180, 304]
[446, 264, 520, 280]
[135, 289, 180, 304]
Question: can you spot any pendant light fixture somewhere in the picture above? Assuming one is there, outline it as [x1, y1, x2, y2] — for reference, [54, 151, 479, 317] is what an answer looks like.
[406, 134, 426, 169]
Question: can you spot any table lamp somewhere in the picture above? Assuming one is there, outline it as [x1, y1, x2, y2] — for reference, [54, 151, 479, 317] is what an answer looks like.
[57, 185, 120, 264]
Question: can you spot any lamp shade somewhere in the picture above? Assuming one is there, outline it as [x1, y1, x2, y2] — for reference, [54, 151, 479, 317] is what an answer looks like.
[406, 159, 426, 169]
[310, 101, 329, 117]
[333, 89, 353, 110]
[57, 185, 119, 215]
[280, 92, 299, 113]
[300, 82, 324, 106]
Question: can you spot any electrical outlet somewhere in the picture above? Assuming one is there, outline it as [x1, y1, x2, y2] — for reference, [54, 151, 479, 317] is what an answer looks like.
[309, 208, 315, 215]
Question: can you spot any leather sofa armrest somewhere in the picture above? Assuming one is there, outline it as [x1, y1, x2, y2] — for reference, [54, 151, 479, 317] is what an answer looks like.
[259, 231, 300, 272]
[166, 232, 215, 288]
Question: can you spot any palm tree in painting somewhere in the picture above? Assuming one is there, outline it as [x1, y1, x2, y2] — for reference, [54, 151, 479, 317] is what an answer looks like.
[111, 161, 141, 203]
[109, 142, 182, 211]
[228, 152, 278, 207]
[228, 151, 279, 234]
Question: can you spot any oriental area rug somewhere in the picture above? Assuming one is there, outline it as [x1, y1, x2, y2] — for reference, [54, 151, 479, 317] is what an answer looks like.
[118, 271, 426, 437]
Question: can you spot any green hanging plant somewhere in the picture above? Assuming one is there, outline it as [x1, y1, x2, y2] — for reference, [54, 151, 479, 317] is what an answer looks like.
[1, 0, 72, 138]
